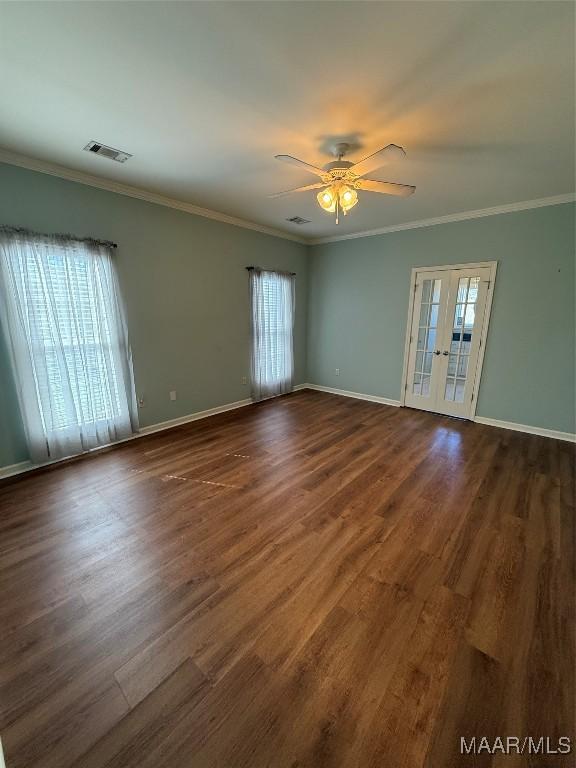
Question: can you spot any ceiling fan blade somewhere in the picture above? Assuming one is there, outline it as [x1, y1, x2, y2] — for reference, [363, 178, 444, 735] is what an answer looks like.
[357, 179, 416, 197]
[275, 154, 326, 178]
[350, 144, 406, 177]
[269, 182, 326, 199]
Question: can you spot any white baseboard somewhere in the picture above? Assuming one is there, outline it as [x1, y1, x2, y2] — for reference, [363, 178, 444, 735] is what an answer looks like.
[304, 383, 401, 407]
[3, 389, 571, 480]
[0, 397, 253, 480]
[474, 416, 575, 443]
[0, 460, 33, 480]
[138, 397, 252, 436]
[0, 386, 312, 480]
[303, 384, 575, 442]
[137, 385, 307, 436]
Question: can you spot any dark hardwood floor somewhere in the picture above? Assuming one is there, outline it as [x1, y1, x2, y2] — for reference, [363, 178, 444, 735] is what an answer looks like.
[0, 390, 573, 767]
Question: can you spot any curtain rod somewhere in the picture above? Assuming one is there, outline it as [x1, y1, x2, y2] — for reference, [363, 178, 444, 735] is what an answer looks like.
[0, 226, 117, 249]
[246, 266, 296, 276]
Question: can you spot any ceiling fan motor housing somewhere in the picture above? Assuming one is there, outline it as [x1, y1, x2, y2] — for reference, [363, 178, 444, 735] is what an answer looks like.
[321, 163, 359, 186]
[323, 160, 354, 172]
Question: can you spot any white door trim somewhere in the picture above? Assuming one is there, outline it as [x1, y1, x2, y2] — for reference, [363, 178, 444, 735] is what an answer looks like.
[467, 262, 498, 418]
[400, 261, 498, 419]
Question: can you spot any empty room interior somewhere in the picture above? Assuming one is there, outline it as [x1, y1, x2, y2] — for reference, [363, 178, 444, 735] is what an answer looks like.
[0, 1, 575, 766]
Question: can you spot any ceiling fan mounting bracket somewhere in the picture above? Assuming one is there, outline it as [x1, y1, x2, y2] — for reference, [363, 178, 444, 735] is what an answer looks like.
[333, 141, 351, 160]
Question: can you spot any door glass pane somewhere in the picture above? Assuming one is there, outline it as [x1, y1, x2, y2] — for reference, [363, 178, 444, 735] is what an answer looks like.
[454, 378, 466, 402]
[413, 278, 441, 398]
[422, 375, 431, 396]
[468, 277, 479, 303]
[417, 328, 427, 349]
[463, 303, 476, 329]
[419, 301, 431, 326]
[457, 277, 469, 303]
[454, 304, 465, 327]
[444, 274, 482, 404]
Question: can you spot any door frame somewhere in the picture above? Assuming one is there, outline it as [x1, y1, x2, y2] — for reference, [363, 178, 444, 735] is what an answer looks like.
[400, 261, 498, 419]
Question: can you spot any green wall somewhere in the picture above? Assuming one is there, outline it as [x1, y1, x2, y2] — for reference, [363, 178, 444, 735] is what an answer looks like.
[307, 203, 575, 434]
[1, 161, 574, 470]
[0, 162, 308, 468]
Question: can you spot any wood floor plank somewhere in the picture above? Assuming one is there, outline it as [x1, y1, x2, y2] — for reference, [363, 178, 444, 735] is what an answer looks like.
[0, 390, 573, 768]
[2, 677, 129, 768]
[357, 585, 470, 768]
[79, 659, 209, 768]
[423, 640, 505, 768]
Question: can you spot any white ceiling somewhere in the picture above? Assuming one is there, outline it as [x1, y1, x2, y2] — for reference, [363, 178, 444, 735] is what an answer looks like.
[0, 1, 574, 240]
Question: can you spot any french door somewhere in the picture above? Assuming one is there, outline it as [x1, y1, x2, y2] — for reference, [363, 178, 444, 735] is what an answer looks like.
[403, 264, 495, 419]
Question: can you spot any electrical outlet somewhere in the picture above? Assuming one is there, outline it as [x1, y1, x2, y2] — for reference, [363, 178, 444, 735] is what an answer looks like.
[335, 368, 340, 376]
[241, 376, 248, 385]
[169, 390, 177, 401]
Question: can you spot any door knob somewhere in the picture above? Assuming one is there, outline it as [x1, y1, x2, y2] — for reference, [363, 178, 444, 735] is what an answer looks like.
[434, 350, 441, 355]
[442, 351, 449, 355]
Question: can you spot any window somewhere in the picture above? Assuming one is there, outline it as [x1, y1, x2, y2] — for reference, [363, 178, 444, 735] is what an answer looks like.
[249, 268, 295, 401]
[29, 249, 123, 431]
[0, 230, 138, 462]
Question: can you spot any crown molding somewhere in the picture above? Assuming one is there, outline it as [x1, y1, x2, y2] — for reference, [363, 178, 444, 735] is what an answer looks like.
[309, 193, 576, 245]
[0, 148, 307, 245]
[1, 148, 573, 248]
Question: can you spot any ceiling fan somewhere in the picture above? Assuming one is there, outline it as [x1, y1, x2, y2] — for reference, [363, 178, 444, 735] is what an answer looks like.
[271, 142, 415, 224]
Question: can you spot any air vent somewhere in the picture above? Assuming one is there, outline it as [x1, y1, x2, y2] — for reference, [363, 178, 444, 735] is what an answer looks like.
[286, 216, 311, 225]
[83, 141, 132, 163]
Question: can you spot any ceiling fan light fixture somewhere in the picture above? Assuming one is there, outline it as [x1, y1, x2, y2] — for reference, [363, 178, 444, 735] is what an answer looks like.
[317, 186, 337, 213]
[316, 183, 358, 221]
[339, 185, 358, 213]
[274, 143, 414, 226]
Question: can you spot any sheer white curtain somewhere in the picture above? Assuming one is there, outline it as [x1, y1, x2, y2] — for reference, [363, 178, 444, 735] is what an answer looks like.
[0, 229, 139, 463]
[249, 268, 295, 401]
